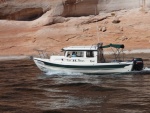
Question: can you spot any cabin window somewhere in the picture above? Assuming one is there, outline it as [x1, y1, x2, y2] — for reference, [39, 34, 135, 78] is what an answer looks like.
[86, 51, 94, 57]
[67, 52, 71, 57]
[64, 51, 66, 56]
[76, 51, 84, 57]
[67, 51, 84, 57]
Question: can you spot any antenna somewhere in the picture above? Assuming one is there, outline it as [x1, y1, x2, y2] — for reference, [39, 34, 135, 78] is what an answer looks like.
[95, 7, 100, 43]
[142, 0, 146, 11]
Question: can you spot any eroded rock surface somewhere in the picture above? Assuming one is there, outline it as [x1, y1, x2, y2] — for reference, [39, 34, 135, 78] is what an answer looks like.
[0, 0, 150, 20]
[0, 0, 150, 56]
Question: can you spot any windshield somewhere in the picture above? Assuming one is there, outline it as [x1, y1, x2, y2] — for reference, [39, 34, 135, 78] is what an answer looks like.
[66, 51, 84, 57]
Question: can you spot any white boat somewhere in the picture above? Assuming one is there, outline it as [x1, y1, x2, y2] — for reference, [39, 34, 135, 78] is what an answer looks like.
[33, 43, 144, 74]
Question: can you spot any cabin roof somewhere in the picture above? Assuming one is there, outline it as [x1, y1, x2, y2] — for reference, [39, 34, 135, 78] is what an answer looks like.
[62, 45, 97, 51]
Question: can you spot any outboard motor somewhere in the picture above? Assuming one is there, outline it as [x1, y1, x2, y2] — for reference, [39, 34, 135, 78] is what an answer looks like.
[132, 58, 144, 71]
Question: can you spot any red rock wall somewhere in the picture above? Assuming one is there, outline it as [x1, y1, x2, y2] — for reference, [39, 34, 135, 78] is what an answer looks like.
[0, 0, 150, 20]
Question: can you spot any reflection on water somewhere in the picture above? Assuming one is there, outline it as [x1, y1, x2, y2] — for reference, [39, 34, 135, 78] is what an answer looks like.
[0, 60, 150, 113]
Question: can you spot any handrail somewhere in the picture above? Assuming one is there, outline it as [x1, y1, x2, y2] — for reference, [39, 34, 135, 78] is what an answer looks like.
[33, 49, 63, 59]
[33, 49, 49, 59]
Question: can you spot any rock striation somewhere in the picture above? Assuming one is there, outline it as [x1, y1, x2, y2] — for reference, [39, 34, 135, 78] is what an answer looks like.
[0, 0, 150, 20]
[0, 0, 150, 56]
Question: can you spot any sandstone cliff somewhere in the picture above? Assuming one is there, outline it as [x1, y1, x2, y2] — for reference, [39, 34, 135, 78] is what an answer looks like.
[0, 0, 150, 20]
[0, 0, 150, 55]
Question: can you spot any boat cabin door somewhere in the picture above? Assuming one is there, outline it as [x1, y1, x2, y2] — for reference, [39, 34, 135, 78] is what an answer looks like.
[97, 43, 105, 63]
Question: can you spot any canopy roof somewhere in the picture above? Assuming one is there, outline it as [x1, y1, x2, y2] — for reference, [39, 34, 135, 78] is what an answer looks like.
[102, 44, 124, 49]
[63, 46, 97, 51]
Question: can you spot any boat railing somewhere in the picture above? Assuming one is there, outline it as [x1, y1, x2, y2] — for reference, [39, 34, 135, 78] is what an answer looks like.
[34, 49, 49, 59]
[34, 49, 63, 59]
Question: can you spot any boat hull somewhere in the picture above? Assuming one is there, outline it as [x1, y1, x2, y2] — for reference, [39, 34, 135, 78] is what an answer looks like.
[33, 58, 133, 74]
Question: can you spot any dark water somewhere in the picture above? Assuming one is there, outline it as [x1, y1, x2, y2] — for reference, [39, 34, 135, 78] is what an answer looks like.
[0, 60, 150, 113]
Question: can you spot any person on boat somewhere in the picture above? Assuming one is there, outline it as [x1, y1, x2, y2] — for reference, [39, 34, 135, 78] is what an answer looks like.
[67, 53, 71, 57]
[72, 52, 76, 57]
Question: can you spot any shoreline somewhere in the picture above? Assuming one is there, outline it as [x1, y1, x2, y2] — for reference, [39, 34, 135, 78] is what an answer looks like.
[0, 49, 150, 61]
[0, 56, 30, 61]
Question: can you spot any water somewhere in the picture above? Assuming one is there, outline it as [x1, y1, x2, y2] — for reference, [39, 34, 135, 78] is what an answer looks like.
[0, 60, 150, 113]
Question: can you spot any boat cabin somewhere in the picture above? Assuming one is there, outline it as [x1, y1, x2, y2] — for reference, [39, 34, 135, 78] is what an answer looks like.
[63, 46, 97, 58]
[50, 43, 124, 64]
[56, 45, 98, 63]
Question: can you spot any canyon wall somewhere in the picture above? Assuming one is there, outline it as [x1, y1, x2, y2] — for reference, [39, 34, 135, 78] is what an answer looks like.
[0, 0, 150, 20]
[98, 0, 145, 12]
[0, 0, 150, 55]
